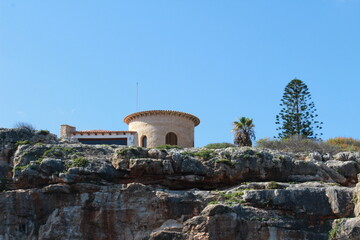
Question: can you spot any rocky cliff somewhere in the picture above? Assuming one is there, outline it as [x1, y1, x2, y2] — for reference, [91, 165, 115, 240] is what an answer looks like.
[1, 128, 360, 240]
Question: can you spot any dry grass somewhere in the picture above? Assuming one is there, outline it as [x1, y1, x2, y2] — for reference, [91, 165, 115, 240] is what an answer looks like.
[256, 135, 340, 154]
[326, 137, 360, 152]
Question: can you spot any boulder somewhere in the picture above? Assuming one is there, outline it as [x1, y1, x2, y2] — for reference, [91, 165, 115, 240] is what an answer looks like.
[329, 217, 360, 240]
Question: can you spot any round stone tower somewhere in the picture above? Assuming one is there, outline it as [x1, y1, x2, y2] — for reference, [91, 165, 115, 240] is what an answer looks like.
[123, 110, 200, 148]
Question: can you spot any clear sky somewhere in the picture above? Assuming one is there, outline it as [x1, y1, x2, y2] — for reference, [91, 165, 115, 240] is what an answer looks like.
[1, 0, 359, 147]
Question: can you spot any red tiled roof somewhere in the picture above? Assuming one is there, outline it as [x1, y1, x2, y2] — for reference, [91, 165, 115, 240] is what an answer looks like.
[123, 110, 200, 126]
[72, 130, 136, 134]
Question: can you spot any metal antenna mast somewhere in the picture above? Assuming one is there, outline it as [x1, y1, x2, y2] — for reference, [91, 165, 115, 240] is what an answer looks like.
[136, 82, 139, 111]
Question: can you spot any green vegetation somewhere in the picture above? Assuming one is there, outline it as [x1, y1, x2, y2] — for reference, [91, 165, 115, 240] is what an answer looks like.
[117, 147, 138, 156]
[38, 130, 50, 135]
[181, 151, 195, 157]
[232, 117, 255, 147]
[208, 189, 252, 206]
[193, 149, 216, 160]
[256, 136, 339, 154]
[353, 194, 358, 205]
[326, 137, 360, 152]
[267, 181, 279, 189]
[204, 143, 235, 149]
[42, 147, 74, 158]
[219, 190, 248, 205]
[276, 79, 322, 139]
[66, 157, 89, 168]
[15, 140, 32, 147]
[14, 165, 29, 171]
[155, 144, 182, 150]
[328, 219, 343, 239]
[33, 158, 43, 165]
[72, 157, 89, 167]
[255, 151, 264, 158]
[215, 159, 235, 167]
[242, 154, 252, 160]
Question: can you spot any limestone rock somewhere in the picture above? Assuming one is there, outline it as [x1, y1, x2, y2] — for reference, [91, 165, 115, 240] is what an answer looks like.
[2, 128, 360, 240]
[0, 183, 208, 240]
[0, 128, 57, 180]
[149, 231, 185, 240]
[326, 160, 360, 185]
[307, 151, 323, 161]
[334, 152, 359, 161]
[329, 217, 360, 240]
[10, 144, 360, 189]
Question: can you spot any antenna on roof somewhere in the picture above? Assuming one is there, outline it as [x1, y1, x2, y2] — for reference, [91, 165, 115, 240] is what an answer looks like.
[136, 82, 139, 111]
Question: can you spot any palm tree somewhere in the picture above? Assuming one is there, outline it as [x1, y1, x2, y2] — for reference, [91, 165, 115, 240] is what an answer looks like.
[232, 117, 255, 147]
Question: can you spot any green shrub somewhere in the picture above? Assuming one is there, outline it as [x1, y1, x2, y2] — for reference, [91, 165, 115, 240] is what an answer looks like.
[155, 144, 182, 150]
[42, 147, 73, 158]
[219, 190, 247, 205]
[117, 147, 138, 155]
[204, 143, 235, 149]
[38, 130, 50, 135]
[73, 157, 88, 167]
[215, 158, 235, 167]
[66, 157, 89, 168]
[194, 149, 216, 160]
[256, 136, 339, 153]
[181, 151, 195, 156]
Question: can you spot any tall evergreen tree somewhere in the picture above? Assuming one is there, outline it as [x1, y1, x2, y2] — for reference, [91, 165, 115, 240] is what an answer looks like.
[233, 117, 255, 147]
[276, 79, 322, 139]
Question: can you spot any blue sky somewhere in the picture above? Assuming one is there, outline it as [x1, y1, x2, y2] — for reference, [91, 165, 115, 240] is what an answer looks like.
[1, 0, 359, 147]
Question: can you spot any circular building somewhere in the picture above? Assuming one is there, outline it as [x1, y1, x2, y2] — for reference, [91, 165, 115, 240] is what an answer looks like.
[123, 110, 200, 148]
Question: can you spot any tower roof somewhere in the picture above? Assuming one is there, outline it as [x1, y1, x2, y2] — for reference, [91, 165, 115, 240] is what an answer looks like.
[123, 110, 200, 126]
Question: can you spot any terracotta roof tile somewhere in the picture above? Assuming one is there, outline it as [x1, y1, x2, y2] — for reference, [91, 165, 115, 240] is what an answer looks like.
[123, 110, 200, 126]
[72, 130, 136, 134]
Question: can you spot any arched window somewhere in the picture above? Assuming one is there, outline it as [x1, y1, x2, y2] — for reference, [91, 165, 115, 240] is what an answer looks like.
[165, 132, 177, 146]
[141, 136, 147, 147]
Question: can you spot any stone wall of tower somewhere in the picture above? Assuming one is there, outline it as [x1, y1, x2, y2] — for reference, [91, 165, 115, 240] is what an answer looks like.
[60, 125, 76, 139]
[128, 114, 195, 148]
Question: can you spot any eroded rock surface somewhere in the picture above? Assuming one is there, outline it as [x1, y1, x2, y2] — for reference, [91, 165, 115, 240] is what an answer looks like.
[1, 128, 360, 239]
[0, 183, 206, 240]
[10, 144, 360, 190]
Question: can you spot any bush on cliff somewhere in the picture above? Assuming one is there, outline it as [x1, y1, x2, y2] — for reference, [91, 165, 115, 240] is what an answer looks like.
[256, 135, 339, 153]
[194, 149, 216, 160]
[204, 143, 235, 149]
[14, 122, 36, 131]
[155, 144, 182, 150]
[326, 137, 360, 152]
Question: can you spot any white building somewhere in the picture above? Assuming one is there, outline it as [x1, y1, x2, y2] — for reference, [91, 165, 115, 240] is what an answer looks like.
[60, 110, 200, 148]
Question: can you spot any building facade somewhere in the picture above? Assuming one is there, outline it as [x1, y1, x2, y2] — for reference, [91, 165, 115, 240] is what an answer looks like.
[60, 110, 200, 148]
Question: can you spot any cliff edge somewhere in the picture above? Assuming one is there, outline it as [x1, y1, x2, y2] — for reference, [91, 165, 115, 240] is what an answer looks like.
[1, 128, 360, 240]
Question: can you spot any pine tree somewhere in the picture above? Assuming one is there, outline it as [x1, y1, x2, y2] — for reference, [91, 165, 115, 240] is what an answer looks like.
[233, 117, 255, 147]
[275, 79, 322, 139]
